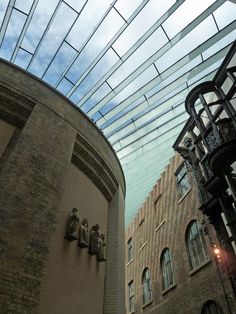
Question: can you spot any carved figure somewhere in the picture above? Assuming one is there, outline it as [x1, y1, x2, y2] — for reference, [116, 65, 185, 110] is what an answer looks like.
[97, 233, 106, 262]
[65, 208, 79, 241]
[89, 224, 100, 255]
[78, 218, 89, 248]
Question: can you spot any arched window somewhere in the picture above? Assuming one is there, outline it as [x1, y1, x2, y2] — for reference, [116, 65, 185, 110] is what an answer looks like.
[142, 267, 152, 305]
[186, 220, 209, 269]
[161, 248, 174, 290]
[202, 300, 222, 314]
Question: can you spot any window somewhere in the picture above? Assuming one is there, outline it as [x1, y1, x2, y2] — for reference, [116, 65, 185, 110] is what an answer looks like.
[127, 237, 133, 262]
[142, 267, 152, 305]
[202, 300, 222, 314]
[176, 164, 191, 197]
[128, 280, 134, 313]
[186, 221, 209, 269]
[161, 248, 174, 290]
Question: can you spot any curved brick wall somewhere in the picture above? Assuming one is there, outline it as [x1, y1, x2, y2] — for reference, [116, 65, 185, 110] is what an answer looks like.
[0, 60, 125, 314]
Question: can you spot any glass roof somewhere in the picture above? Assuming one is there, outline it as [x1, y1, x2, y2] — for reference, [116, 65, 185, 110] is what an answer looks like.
[0, 0, 235, 224]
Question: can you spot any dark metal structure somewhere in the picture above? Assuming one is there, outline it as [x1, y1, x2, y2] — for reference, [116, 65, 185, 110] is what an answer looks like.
[174, 42, 236, 295]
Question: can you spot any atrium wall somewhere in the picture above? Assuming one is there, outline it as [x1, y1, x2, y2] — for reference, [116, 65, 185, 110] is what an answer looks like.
[0, 60, 125, 314]
[125, 154, 236, 314]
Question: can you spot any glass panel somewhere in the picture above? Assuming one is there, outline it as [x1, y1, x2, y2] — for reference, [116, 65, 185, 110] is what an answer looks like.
[43, 42, 77, 85]
[104, 65, 157, 119]
[113, 0, 175, 56]
[0, 9, 26, 60]
[115, 0, 142, 20]
[101, 96, 145, 131]
[127, 238, 133, 261]
[155, 16, 218, 73]
[213, 1, 236, 30]
[209, 104, 221, 117]
[14, 48, 32, 69]
[90, 111, 102, 122]
[162, 0, 215, 39]
[64, 0, 87, 12]
[21, 0, 59, 52]
[204, 91, 218, 104]
[70, 49, 119, 104]
[66, 0, 114, 50]
[149, 56, 202, 99]
[188, 222, 208, 269]
[108, 27, 167, 88]
[15, 0, 34, 13]
[29, 2, 77, 77]
[221, 77, 233, 95]
[187, 59, 222, 86]
[57, 78, 74, 96]
[0, 0, 9, 26]
[202, 30, 236, 60]
[83, 83, 111, 113]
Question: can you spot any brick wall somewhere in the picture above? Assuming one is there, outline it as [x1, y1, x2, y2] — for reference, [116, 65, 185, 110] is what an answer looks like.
[125, 154, 236, 314]
[0, 60, 126, 314]
[0, 104, 75, 313]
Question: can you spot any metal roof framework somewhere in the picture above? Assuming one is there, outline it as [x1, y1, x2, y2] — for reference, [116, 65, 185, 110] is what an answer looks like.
[0, 0, 235, 223]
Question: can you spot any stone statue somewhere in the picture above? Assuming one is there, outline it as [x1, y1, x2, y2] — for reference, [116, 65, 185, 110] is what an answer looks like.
[78, 218, 89, 248]
[97, 233, 106, 262]
[64, 208, 80, 241]
[89, 224, 100, 255]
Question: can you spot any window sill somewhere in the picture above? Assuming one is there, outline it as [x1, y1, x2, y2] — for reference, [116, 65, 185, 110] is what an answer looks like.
[177, 188, 191, 204]
[142, 300, 153, 309]
[189, 259, 211, 276]
[161, 283, 177, 296]
[139, 241, 147, 252]
[156, 220, 166, 232]
[127, 258, 133, 266]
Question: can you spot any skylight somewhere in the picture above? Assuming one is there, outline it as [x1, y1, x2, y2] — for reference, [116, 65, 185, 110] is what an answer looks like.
[0, 0, 235, 223]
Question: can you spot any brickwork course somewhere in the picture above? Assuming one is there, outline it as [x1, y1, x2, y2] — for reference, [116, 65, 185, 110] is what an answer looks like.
[125, 154, 236, 314]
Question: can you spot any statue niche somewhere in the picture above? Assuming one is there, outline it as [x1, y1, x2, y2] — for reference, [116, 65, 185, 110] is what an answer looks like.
[89, 224, 100, 255]
[78, 218, 89, 248]
[64, 208, 80, 241]
[97, 233, 106, 262]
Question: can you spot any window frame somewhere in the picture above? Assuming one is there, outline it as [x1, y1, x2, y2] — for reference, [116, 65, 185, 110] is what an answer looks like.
[160, 248, 174, 291]
[175, 162, 191, 198]
[127, 237, 133, 262]
[128, 280, 135, 313]
[142, 267, 152, 306]
[186, 220, 209, 270]
[201, 300, 223, 314]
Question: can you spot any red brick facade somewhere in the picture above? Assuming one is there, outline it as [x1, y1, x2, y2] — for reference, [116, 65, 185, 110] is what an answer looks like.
[125, 154, 236, 314]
